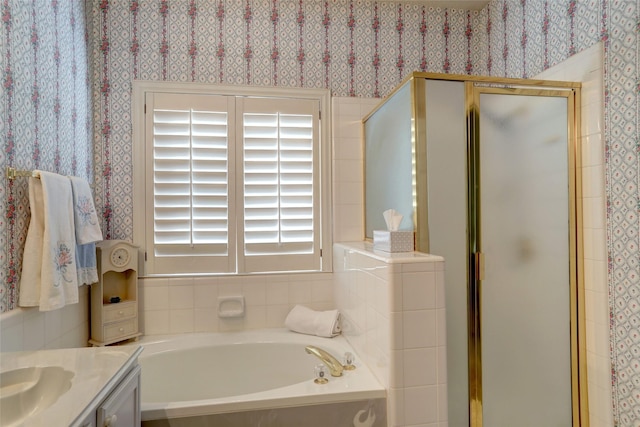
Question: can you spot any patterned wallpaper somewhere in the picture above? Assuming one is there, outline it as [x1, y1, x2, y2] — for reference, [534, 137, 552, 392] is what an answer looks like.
[1, 0, 639, 424]
[1, 1, 92, 313]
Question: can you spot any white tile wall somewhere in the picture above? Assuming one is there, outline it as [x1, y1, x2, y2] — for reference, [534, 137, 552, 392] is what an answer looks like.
[139, 273, 334, 335]
[334, 242, 448, 427]
[332, 97, 381, 243]
[0, 286, 90, 351]
[536, 42, 613, 427]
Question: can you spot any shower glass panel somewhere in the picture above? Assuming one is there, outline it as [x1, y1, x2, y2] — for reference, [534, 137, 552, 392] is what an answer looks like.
[364, 81, 415, 237]
[478, 91, 572, 426]
[423, 79, 469, 427]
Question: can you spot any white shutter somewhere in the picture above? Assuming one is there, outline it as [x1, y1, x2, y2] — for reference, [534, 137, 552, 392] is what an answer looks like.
[145, 93, 235, 274]
[238, 97, 321, 272]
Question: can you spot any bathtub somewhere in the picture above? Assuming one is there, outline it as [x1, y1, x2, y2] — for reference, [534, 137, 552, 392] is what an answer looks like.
[132, 329, 386, 426]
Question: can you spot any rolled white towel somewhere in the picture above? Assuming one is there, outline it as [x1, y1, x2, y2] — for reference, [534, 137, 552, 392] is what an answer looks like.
[285, 304, 342, 338]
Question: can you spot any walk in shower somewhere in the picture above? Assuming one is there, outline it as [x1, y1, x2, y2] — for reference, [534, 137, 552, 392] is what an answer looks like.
[364, 72, 587, 427]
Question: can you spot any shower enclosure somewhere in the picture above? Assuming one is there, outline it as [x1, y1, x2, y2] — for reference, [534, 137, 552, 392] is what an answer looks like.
[363, 73, 587, 427]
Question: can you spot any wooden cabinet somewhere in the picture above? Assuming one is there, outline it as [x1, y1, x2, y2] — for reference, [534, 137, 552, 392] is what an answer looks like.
[73, 362, 141, 427]
[96, 365, 141, 427]
[90, 240, 142, 346]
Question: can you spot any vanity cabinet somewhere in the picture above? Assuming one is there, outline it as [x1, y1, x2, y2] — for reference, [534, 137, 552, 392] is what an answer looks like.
[97, 365, 141, 427]
[75, 363, 141, 427]
[90, 240, 142, 346]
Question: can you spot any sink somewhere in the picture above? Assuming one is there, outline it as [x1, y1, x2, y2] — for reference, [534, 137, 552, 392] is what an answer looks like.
[0, 366, 74, 426]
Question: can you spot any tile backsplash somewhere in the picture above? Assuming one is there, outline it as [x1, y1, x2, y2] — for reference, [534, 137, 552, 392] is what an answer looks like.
[0, 286, 90, 352]
[139, 273, 334, 335]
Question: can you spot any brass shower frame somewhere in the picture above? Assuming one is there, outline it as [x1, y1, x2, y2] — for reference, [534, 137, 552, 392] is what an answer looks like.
[363, 72, 587, 427]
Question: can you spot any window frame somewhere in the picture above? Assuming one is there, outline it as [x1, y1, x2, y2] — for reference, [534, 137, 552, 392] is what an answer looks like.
[132, 81, 332, 277]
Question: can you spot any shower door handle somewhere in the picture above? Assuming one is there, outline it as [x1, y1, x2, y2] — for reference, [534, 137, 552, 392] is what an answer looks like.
[474, 252, 485, 281]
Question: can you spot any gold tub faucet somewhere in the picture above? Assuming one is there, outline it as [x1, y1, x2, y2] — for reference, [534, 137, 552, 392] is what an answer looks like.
[305, 345, 344, 377]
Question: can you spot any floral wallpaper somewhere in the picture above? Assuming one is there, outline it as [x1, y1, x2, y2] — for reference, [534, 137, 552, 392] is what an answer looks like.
[1, 0, 639, 424]
[1, 0, 92, 313]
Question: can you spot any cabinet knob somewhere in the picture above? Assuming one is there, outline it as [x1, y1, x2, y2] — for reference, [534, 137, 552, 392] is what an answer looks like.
[104, 414, 117, 426]
[118, 310, 124, 315]
[119, 327, 124, 332]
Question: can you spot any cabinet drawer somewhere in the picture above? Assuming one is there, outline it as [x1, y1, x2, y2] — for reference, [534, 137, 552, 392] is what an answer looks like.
[104, 302, 137, 323]
[104, 319, 138, 342]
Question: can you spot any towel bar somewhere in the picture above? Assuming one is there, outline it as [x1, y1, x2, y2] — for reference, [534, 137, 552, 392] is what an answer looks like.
[6, 167, 40, 180]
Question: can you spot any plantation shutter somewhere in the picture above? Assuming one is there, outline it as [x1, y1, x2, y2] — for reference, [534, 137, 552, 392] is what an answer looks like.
[144, 92, 236, 274]
[237, 97, 321, 273]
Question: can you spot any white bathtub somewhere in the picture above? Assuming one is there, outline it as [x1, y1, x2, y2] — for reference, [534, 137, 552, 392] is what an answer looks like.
[132, 329, 386, 423]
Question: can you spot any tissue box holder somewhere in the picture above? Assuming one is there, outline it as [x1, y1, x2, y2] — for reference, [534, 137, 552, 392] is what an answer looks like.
[373, 230, 415, 252]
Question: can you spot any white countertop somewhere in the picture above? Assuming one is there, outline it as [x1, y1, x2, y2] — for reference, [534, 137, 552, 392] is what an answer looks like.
[1, 345, 142, 426]
[335, 241, 444, 264]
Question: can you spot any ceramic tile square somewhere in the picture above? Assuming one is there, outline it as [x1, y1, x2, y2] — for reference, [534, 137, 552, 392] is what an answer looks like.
[266, 304, 290, 328]
[194, 308, 218, 332]
[169, 309, 194, 334]
[390, 350, 405, 388]
[402, 261, 437, 273]
[333, 137, 363, 160]
[242, 282, 267, 306]
[143, 284, 169, 310]
[44, 310, 63, 345]
[143, 310, 170, 335]
[437, 309, 447, 347]
[169, 283, 194, 309]
[194, 282, 219, 308]
[334, 159, 363, 183]
[288, 281, 312, 304]
[404, 385, 438, 425]
[402, 271, 436, 311]
[387, 388, 405, 427]
[388, 272, 403, 312]
[438, 383, 449, 422]
[437, 346, 448, 384]
[403, 310, 437, 349]
[581, 133, 603, 167]
[404, 348, 437, 387]
[244, 305, 267, 329]
[435, 271, 446, 309]
[22, 313, 45, 350]
[0, 321, 23, 352]
[266, 281, 289, 305]
[390, 311, 404, 350]
[335, 181, 364, 206]
[311, 280, 333, 303]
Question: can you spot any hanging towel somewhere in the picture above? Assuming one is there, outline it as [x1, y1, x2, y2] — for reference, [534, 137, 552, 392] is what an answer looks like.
[69, 176, 102, 285]
[76, 243, 99, 286]
[69, 176, 102, 244]
[19, 171, 78, 311]
[285, 304, 342, 338]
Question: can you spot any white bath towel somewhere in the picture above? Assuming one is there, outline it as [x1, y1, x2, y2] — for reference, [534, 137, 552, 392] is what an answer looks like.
[285, 305, 342, 338]
[19, 171, 79, 311]
[69, 176, 102, 285]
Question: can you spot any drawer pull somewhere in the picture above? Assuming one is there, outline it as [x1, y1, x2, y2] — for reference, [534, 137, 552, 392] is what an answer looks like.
[104, 414, 117, 426]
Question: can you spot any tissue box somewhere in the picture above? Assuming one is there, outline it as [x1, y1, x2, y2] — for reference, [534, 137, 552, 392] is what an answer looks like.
[373, 230, 415, 252]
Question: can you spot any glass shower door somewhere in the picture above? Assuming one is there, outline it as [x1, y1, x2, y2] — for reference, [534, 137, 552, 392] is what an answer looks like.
[475, 88, 575, 426]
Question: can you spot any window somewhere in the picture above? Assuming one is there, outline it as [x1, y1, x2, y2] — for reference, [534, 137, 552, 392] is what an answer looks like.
[133, 83, 332, 276]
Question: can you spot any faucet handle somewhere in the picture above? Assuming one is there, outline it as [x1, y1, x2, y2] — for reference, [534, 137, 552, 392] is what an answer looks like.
[314, 364, 329, 384]
[343, 351, 356, 370]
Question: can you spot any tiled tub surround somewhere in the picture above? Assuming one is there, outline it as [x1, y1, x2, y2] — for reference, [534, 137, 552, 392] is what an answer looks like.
[334, 242, 447, 427]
